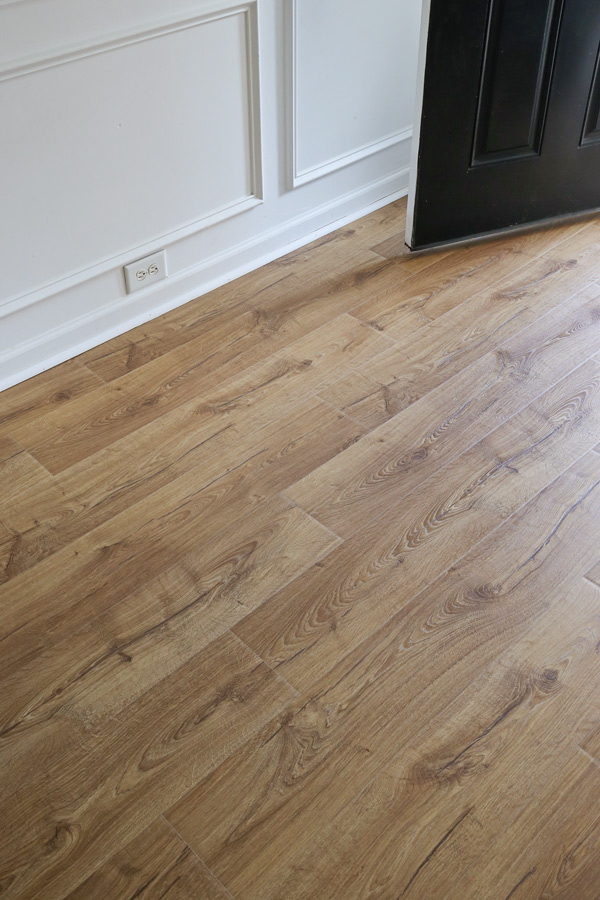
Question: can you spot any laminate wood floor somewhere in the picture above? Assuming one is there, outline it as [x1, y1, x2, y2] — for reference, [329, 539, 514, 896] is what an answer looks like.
[2, 199, 600, 899]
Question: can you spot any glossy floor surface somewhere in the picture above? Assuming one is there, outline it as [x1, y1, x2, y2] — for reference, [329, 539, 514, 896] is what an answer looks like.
[2, 199, 600, 899]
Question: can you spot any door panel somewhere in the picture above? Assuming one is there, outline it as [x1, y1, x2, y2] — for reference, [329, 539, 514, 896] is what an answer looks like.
[582, 47, 600, 144]
[472, 0, 563, 165]
[407, 0, 600, 250]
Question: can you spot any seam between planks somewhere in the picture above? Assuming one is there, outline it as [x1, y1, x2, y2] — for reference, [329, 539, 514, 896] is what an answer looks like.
[281, 492, 345, 546]
[161, 814, 239, 900]
[577, 746, 600, 769]
[232, 630, 300, 699]
[315, 395, 371, 433]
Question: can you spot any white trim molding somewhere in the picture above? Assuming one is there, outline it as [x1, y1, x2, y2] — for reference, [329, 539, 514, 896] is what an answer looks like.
[0, 2, 259, 83]
[288, 0, 412, 188]
[293, 126, 413, 188]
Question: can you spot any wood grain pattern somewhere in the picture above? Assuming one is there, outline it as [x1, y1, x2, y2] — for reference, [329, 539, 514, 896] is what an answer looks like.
[354, 227, 559, 339]
[0, 631, 294, 900]
[320, 277, 600, 430]
[0, 494, 336, 707]
[174, 455, 600, 900]
[0, 396, 361, 580]
[292, 282, 600, 531]
[0, 499, 334, 804]
[354, 223, 599, 341]
[11, 313, 390, 475]
[345, 228, 600, 423]
[256, 579, 600, 900]
[2, 198, 600, 898]
[236, 361, 600, 690]
[64, 819, 231, 900]
[0, 360, 103, 436]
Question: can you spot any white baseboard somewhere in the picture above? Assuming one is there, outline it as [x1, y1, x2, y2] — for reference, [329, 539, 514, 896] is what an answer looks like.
[0, 168, 408, 392]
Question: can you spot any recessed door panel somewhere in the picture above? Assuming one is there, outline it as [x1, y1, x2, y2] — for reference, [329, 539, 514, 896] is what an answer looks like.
[581, 44, 600, 145]
[472, 0, 563, 165]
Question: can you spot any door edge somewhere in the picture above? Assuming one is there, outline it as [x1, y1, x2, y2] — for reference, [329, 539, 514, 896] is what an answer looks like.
[405, 0, 433, 250]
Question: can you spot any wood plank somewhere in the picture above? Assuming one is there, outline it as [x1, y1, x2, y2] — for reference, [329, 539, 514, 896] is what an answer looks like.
[271, 199, 410, 280]
[64, 819, 230, 900]
[0, 498, 338, 801]
[343, 227, 600, 421]
[370, 231, 415, 260]
[0, 434, 23, 463]
[251, 579, 600, 900]
[392, 582, 600, 900]
[12, 307, 276, 469]
[0, 359, 103, 436]
[82, 255, 389, 388]
[0, 520, 13, 546]
[347, 195, 408, 244]
[11, 313, 391, 474]
[0, 493, 337, 718]
[261, 200, 408, 281]
[0, 404, 231, 542]
[0, 444, 62, 519]
[169, 454, 600, 900]
[0, 523, 14, 579]
[333, 271, 600, 432]
[290, 282, 600, 534]
[235, 360, 600, 691]
[1, 396, 361, 579]
[355, 222, 599, 341]
[237, 250, 443, 366]
[79, 271, 292, 383]
[0, 630, 294, 900]
[428, 595, 600, 900]
[468, 755, 600, 900]
[319, 368, 390, 430]
[356, 228, 552, 339]
[0, 446, 64, 582]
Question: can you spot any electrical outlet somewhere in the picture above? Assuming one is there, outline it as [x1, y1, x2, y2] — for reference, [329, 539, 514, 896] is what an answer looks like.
[123, 250, 167, 294]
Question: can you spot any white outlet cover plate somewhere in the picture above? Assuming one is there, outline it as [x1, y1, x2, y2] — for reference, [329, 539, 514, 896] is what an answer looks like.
[123, 249, 168, 294]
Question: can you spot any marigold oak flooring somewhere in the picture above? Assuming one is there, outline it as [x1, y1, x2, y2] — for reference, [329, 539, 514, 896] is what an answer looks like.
[2, 200, 600, 900]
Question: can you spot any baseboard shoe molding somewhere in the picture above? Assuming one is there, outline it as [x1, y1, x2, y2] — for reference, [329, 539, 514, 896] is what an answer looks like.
[0, 169, 409, 392]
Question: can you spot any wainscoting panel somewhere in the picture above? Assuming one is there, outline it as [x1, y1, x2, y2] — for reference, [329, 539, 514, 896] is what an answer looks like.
[0, 3, 262, 306]
[290, 0, 419, 186]
[471, 0, 564, 166]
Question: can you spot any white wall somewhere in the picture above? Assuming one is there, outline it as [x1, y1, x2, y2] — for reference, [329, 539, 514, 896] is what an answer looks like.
[0, 0, 421, 390]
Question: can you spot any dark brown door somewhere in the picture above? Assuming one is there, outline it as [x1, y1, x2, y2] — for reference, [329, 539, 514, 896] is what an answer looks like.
[407, 0, 600, 250]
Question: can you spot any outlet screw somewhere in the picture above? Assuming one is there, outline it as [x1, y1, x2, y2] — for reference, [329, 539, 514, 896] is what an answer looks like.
[148, 264, 159, 276]
[136, 269, 147, 281]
